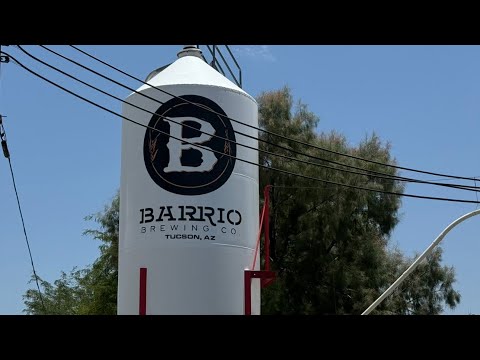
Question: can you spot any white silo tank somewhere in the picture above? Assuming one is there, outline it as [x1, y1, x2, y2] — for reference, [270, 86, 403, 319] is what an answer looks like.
[118, 46, 260, 314]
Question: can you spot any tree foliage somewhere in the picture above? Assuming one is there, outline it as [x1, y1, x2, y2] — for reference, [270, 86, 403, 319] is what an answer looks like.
[258, 86, 460, 314]
[378, 247, 460, 315]
[23, 87, 460, 315]
[23, 193, 119, 315]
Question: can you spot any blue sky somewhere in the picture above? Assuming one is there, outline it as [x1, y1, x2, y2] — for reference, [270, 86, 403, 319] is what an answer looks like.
[0, 45, 479, 314]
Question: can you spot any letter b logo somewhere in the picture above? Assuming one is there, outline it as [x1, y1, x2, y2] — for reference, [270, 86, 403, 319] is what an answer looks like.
[144, 95, 237, 195]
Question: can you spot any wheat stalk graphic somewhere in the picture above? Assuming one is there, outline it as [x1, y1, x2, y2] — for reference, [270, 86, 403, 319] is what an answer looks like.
[149, 132, 159, 162]
[224, 130, 231, 155]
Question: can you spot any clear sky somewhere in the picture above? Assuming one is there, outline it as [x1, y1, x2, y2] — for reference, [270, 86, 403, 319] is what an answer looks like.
[0, 45, 478, 315]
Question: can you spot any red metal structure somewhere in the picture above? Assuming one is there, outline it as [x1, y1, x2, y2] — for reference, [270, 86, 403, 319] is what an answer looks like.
[244, 185, 276, 315]
[137, 185, 276, 315]
[139, 267, 147, 315]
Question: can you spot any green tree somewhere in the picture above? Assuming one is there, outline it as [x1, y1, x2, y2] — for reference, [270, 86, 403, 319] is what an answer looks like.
[377, 247, 460, 315]
[24, 87, 460, 315]
[23, 269, 87, 315]
[258, 86, 460, 314]
[23, 193, 119, 315]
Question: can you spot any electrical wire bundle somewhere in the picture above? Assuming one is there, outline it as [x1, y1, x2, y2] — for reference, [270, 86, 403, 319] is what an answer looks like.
[1, 45, 479, 205]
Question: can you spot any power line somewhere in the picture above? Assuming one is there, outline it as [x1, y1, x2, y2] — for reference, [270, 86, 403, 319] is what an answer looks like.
[475, 178, 479, 209]
[23, 45, 480, 193]
[20, 45, 480, 193]
[67, 44, 479, 183]
[425, 176, 480, 182]
[6, 49, 480, 205]
[0, 115, 47, 314]
[4, 50, 480, 206]
[273, 185, 358, 189]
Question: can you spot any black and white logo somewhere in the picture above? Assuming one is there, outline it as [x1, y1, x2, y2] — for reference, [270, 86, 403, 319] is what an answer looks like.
[144, 95, 236, 196]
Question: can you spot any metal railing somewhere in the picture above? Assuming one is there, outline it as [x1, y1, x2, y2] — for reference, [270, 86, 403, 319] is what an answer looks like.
[198, 45, 242, 88]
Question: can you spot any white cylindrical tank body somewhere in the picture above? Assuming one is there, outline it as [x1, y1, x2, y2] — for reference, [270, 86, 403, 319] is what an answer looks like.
[118, 47, 260, 314]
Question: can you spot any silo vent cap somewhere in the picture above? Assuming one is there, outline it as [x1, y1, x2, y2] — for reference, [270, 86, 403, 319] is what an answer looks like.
[177, 45, 203, 59]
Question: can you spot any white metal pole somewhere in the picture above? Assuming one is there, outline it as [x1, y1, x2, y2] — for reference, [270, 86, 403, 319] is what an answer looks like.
[362, 208, 480, 315]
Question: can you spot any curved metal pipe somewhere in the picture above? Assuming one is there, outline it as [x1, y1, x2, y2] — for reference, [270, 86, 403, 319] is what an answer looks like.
[362, 208, 480, 315]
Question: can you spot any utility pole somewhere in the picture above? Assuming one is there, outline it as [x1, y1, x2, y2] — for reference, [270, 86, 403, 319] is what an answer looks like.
[0, 45, 10, 64]
[1, 45, 9, 158]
